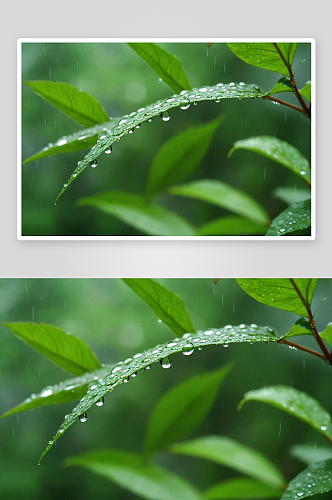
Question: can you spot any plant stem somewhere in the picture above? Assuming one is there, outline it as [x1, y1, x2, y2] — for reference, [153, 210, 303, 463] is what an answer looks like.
[289, 279, 332, 360]
[273, 43, 310, 118]
[277, 338, 328, 361]
[262, 95, 307, 115]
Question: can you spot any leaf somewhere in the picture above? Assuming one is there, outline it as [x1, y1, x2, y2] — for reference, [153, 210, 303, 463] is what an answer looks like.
[171, 436, 286, 489]
[169, 180, 270, 226]
[204, 477, 283, 499]
[238, 385, 332, 442]
[319, 323, 332, 347]
[25, 81, 109, 126]
[290, 444, 332, 466]
[39, 324, 277, 462]
[64, 448, 203, 500]
[0, 365, 112, 419]
[4, 322, 101, 375]
[128, 42, 192, 93]
[22, 119, 119, 164]
[280, 324, 313, 340]
[236, 278, 317, 316]
[299, 82, 311, 102]
[228, 136, 311, 186]
[54, 82, 263, 203]
[280, 459, 332, 499]
[266, 200, 311, 236]
[197, 216, 267, 236]
[122, 279, 196, 336]
[147, 117, 223, 196]
[144, 364, 232, 455]
[77, 191, 195, 236]
[273, 187, 311, 206]
[227, 43, 297, 76]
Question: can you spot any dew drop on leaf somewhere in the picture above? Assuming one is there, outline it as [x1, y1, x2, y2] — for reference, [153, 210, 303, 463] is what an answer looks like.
[131, 371, 138, 378]
[105, 147, 112, 154]
[96, 396, 104, 407]
[160, 356, 172, 369]
[90, 160, 97, 168]
[144, 365, 151, 371]
[180, 98, 190, 110]
[182, 343, 195, 355]
[160, 110, 171, 122]
[124, 376, 130, 383]
[79, 412, 88, 422]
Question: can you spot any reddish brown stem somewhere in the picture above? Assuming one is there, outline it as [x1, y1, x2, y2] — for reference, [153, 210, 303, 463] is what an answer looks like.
[277, 339, 328, 362]
[262, 95, 307, 115]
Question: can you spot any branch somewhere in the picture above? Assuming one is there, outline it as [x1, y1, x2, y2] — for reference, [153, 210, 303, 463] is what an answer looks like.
[273, 43, 310, 117]
[262, 95, 307, 115]
[289, 279, 332, 360]
[277, 339, 328, 362]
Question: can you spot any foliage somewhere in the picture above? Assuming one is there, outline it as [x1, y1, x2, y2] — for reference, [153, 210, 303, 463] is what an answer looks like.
[21, 42, 312, 236]
[2, 278, 332, 500]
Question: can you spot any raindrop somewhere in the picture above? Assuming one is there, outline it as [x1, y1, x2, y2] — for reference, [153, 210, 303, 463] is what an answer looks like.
[131, 371, 138, 378]
[124, 376, 130, 383]
[223, 344, 229, 348]
[198, 346, 203, 351]
[90, 159, 97, 168]
[96, 397, 104, 407]
[180, 98, 190, 110]
[79, 412, 88, 423]
[144, 365, 151, 371]
[148, 118, 153, 123]
[215, 99, 220, 103]
[40, 389, 53, 397]
[321, 425, 327, 431]
[182, 343, 195, 355]
[158, 319, 162, 323]
[167, 341, 178, 347]
[129, 128, 134, 133]
[105, 147, 112, 154]
[160, 110, 171, 121]
[160, 356, 172, 369]
[135, 124, 141, 129]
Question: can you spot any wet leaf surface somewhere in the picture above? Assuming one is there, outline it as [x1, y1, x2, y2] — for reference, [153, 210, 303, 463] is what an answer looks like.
[266, 200, 311, 236]
[281, 458, 332, 499]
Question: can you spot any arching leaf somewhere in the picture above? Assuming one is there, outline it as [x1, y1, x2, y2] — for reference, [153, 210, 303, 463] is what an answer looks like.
[38, 324, 277, 463]
[54, 82, 263, 203]
[266, 200, 311, 236]
[281, 459, 332, 499]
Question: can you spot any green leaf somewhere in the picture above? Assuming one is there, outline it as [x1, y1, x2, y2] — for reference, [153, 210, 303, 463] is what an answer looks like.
[290, 444, 332, 466]
[204, 477, 283, 499]
[273, 187, 311, 205]
[238, 385, 332, 441]
[319, 323, 332, 347]
[236, 278, 317, 316]
[144, 364, 232, 455]
[228, 136, 311, 186]
[280, 459, 332, 499]
[4, 322, 101, 375]
[39, 324, 277, 463]
[266, 200, 311, 236]
[171, 436, 286, 489]
[22, 119, 119, 164]
[122, 278, 196, 336]
[227, 43, 297, 76]
[25, 81, 109, 126]
[280, 324, 313, 340]
[169, 180, 270, 226]
[54, 82, 263, 203]
[77, 191, 195, 236]
[0, 365, 112, 419]
[64, 448, 203, 500]
[147, 117, 223, 196]
[128, 42, 192, 94]
[299, 82, 311, 102]
[197, 216, 267, 236]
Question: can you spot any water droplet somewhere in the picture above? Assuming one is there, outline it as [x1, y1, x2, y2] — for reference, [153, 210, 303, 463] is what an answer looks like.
[40, 389, 53, 397]
[124, 376, 130, 383]
[90, 159, 97, 168]
[148, 118, 153, 122]
[160, 356, 172, 369]
[131, 371, 138, 378]
[56, 138, 67, 146]
[180, 98, 190, 110]
[215, 99, 220, 103]
[129, 128, 134, 133]
[112, 366, 122, 374]
[198, 346, 203, 351]
[167, 341, 178, 347]
[223, 344, 229, 348]
[105, 147, 112, 154]
[182, 343, 194, 355]
[144, 365, 151, 371]
[96, 396, 104, 407]
[321, 425, 327, 431]
[158, 319, 162, 324]
[79, 412, 88, 423]
[160, 110, 171, 122]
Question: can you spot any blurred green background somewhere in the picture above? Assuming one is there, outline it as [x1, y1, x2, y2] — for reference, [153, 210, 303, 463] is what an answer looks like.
[21, 42, 311, 236]
[0, 278, 330, 499]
